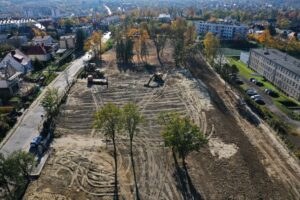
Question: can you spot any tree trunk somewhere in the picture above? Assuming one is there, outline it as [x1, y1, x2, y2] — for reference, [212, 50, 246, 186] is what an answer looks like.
[130, 138, 140, 200]
[100, 42, 102, 63]
[156, 47, 162, 66]
[4, 181, 12, 199]
[112, 135, 119, 200]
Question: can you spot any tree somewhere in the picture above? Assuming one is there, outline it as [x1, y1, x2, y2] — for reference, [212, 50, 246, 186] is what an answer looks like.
[41, 88, 60, 120]
[122, 103, 143, 200]
[203, 32, 220, 65]
[159, 112, 207, 166]
[149, 22, 169, 65]
[116, 36, 134, 65]
[94, 103, 123, 200]
[230, 64, 239, 75]
[171, 18, 187, 66]
[139, 29, 149, 63]
[9, 151, 35, 182]
[75, 29, 85, 52]
[0, 151, 35, 199]
[84, 31, 103, 61]
[268, 24, 276, 36]
[0, 153, 13, 199]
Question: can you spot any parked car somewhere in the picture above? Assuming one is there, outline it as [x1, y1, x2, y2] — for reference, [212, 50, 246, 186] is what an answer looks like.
[250, 95, 261, 100]
[235, 79, 244, 85]
[30, 135, 43, 147]
[255, 81, 264, 86]
[264, 89, 279, 97]
[246, 89, 257, 96]
[249, 78, 257, 82]
[254, 98, 265, 105]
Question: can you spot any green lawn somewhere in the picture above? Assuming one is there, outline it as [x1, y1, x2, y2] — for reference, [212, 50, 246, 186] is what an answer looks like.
[227, 57, 300, 120]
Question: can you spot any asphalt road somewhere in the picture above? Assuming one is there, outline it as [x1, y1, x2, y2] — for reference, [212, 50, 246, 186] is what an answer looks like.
[0, 53, 91, 157]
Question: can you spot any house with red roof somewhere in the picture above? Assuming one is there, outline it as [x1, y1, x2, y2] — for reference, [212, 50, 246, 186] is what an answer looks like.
[25, 44, 52, 62]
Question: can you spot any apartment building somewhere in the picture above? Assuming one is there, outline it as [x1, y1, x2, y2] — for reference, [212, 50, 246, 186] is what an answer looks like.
[193, 21, 248, 40]
[249, 48, 300, 101]
[0, 19, 35, 32]
[59, 35, 76, 49]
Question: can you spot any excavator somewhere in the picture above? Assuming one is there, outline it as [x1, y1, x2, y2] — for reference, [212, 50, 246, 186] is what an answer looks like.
[144, 73, 164, 87]
[87, 68, 108, 88]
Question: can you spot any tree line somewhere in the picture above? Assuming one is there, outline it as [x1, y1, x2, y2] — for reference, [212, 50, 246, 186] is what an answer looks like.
[94, 102, 207, 200]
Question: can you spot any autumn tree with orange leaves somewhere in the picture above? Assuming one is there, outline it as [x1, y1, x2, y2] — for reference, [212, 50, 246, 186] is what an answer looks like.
[84, 31, 103, 61]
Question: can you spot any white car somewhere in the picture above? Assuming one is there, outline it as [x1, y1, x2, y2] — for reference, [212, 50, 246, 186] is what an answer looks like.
[250, 95, 261, 100]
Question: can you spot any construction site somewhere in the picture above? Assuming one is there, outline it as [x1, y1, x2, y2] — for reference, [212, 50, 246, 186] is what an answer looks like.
[24, 43, 300, 200]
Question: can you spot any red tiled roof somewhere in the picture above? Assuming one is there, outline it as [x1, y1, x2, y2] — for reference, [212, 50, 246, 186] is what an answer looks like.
[26, 45, 48, 55]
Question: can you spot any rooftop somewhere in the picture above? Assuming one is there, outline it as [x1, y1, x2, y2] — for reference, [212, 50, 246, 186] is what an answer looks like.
[251, 48, 300, 75]
[158, 14, 171, 18]
[32, 35, 53, 42]
[194, 20, 247, 27]
[0, 19, 35, 25]
[26, 45, 50, 55]
[60, 35, 75, 40]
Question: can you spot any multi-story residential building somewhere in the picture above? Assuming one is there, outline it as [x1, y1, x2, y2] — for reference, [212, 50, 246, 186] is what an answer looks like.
[158, 14, 171, 23]
[193, 21, 248, 40]
[0, 19, 35, 33]
[59, 35, 76, 49]
[249, 48, 300, 101]
[32, 35, 54, 46]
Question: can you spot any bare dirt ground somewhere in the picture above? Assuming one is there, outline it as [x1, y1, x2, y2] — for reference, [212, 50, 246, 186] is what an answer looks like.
[24, 42, 300, 200]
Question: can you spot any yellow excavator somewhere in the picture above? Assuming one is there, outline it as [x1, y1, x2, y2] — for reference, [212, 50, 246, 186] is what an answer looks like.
[144, 73, 164, 87]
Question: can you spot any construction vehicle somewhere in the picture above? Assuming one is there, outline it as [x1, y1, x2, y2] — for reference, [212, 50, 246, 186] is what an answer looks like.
[84, 62, 96, 72]
[144, 73, 164, 87]
[87, 70, 108, 88]
[87, 75, 108, 87]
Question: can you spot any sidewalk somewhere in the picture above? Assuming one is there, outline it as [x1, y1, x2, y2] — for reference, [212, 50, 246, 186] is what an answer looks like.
[0, 53, 91, 157]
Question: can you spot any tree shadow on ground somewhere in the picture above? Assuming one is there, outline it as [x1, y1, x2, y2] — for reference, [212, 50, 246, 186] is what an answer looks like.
[117, 62, 158, 74]
[131, 152, 141, 200]
[172, 153, 203, 200]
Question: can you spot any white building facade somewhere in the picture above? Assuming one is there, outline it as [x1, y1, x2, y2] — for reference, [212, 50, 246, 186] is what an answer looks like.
[249, 48, 300, 101]
[194, 21, 248, 40]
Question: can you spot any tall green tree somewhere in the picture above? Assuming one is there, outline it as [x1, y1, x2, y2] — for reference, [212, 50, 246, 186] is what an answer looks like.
[122, 103, 143, 200]
[159, 112, 207, 166]
[149, 22, 169, 65]
[41, 88, 60, 120]
[94, 103, 123, 200]
[171, 18, 187, 66]
[0, 151, 35, 200]
[116, 37, 134, 65]
[75, 29, 85, 52]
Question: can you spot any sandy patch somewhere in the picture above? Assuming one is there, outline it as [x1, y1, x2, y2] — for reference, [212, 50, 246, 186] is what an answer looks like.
[209, 137, 238, 159]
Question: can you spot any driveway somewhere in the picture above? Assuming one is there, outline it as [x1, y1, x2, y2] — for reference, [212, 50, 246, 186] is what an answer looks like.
[0, 53, 92, 157]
